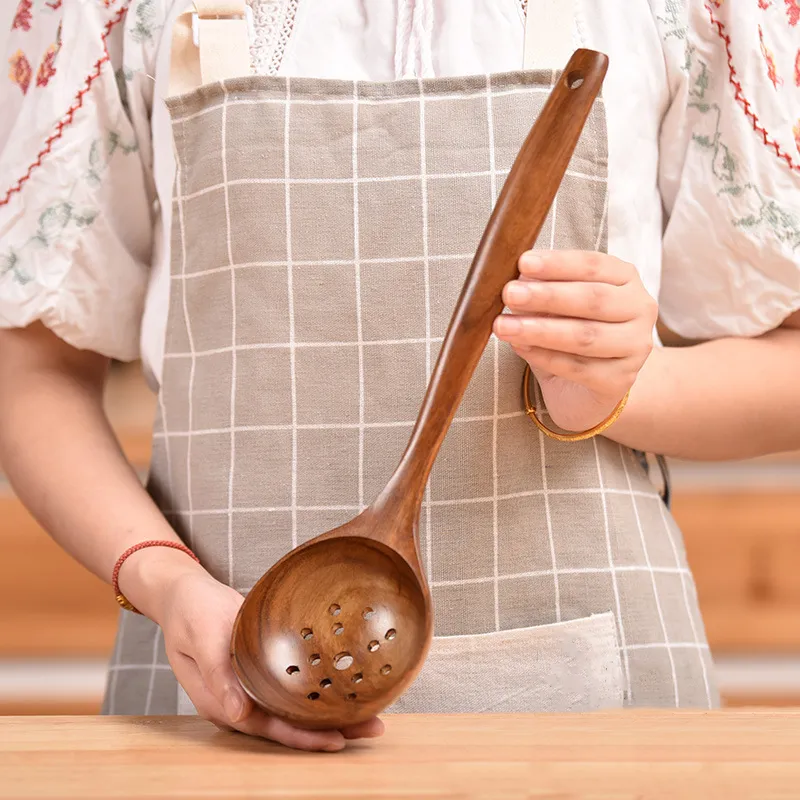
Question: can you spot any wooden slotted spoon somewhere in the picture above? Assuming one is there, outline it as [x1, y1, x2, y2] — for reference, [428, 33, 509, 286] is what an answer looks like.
[230, 49, 609, 730]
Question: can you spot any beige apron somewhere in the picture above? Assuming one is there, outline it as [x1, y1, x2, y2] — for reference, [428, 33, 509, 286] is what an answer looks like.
[102, 1, 719, 716]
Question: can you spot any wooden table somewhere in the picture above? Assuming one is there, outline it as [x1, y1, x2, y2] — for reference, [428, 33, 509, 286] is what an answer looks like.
[1, 712, 799, 799]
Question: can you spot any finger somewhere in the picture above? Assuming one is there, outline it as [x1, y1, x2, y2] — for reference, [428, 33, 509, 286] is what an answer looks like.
[238, 711, 347, 752]
[503, 279, 637, 322]
[341, 716, 385, 740]
[199, 658, 252, 725]
[176, 652, 344, 751]
[513, 344, 636, 394]
[495, 315, 646, 359]
[171, 651, 233, 729]
[183, 608, 252, 725]
[519, 250, 636, 286]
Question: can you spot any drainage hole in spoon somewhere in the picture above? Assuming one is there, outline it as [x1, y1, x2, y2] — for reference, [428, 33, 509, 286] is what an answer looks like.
[329, 603, 341, 616]
[385, 628, 396, 641]
[346, 693, 357, 701]
[320, 678, 332, 689]
[333, 652, 354, 671]
[307, 692, 320, 701]
[286, 665, 300, 676]
[380, 664, 392, 676]
[367, 640, 380, 653]
[300, 628, 313, 640]
[333, 623, 344, 636]
[351, 673, 363, 684]
[362, 607, 375, 621]
[309, 654, 321, 667]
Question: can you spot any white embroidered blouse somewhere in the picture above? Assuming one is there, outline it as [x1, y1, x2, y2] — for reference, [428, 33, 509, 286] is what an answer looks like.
[0, 0, 799, 386]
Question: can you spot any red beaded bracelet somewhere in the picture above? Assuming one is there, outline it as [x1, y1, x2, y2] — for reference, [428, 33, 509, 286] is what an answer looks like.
[111, 541, 200, 614]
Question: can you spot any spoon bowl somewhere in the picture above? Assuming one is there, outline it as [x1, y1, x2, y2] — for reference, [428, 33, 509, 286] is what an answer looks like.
[231, 514, 431, 729]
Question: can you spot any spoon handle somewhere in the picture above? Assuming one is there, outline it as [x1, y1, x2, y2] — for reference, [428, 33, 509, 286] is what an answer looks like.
[378, 49, 609, 515]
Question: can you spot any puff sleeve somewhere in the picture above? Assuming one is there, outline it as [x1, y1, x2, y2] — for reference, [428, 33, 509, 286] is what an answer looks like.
[656, 0, 800, 339]
[0, 1, 159, 360]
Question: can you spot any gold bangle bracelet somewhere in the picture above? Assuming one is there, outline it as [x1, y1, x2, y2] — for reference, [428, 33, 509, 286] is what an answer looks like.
[522, 364, 630, 443]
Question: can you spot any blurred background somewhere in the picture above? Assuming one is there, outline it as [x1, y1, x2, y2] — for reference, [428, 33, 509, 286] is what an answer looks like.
[0, 360, 798, 714]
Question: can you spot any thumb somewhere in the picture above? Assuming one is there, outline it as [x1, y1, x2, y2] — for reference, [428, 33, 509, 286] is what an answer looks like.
[196, 643, 251, 724]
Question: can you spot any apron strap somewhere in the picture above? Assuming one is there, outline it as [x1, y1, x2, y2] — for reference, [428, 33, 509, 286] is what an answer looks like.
[523, 0, 576, 70]
[168, 0, 250, 96]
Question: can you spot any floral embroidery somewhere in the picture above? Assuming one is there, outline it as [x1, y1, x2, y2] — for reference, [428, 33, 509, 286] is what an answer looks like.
[12, 0, 33, 32]
[35, 41, 59, 88]
[687, 46, 800, 249]
[705, 2, 799, 172]
[657, 0, 688, 40]
[8, 50, 32, 94]
[758, 0, 772, 8]
[0, 252, 29, 286]
[786, 0, 800, 25]
[0, 130, 139, 287]
[758, 25, 782, 87]
[128, 0, 160, 44]
[114, 67, 135, 118]
[45, 0, 63, 9]
[1, 6, 128, 208]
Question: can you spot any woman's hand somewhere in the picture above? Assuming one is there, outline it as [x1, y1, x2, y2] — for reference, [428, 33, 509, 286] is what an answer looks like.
[493, 250, 658, 433]
[120, 548, 384, 751]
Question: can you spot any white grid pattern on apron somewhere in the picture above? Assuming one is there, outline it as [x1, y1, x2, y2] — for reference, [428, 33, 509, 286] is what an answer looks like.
[284, 80, 299, 552]
[222, 85, 238, 588]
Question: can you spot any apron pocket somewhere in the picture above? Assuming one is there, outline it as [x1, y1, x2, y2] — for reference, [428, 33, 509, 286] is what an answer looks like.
[385, 612, 623, 714]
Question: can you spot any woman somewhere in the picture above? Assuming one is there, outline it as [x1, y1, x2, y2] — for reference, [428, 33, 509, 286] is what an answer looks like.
[1, 0, 798, 752]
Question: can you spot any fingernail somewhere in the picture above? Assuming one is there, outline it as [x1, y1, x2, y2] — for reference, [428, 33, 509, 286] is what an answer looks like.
[505, 281, 531, 304]
[496, 316, 523, 337]
[520, 253, 543, 273]
[224, 689, 245, 722]
[324, 739, 345, 752]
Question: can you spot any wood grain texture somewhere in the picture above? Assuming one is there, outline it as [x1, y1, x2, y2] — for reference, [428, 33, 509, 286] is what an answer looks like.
[675, 491, 800, 651]
[1, 712, 799, 798]
[231, 50, 609, 731]
[0, 700, 101, 716]
[723, 695, 800, 708]
[0, 496, 119, 657]
[3, 691, 796, 717]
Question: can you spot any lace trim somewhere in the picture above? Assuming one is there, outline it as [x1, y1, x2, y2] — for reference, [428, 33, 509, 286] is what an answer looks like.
[248, 0, 283, 76]
[248, 0, 299, 75]
[248, 0, 299, 76]
[268, 0, 299, 75]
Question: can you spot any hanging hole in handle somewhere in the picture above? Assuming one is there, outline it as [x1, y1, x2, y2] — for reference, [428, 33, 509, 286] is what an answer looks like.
[566, 71, 584, 90]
